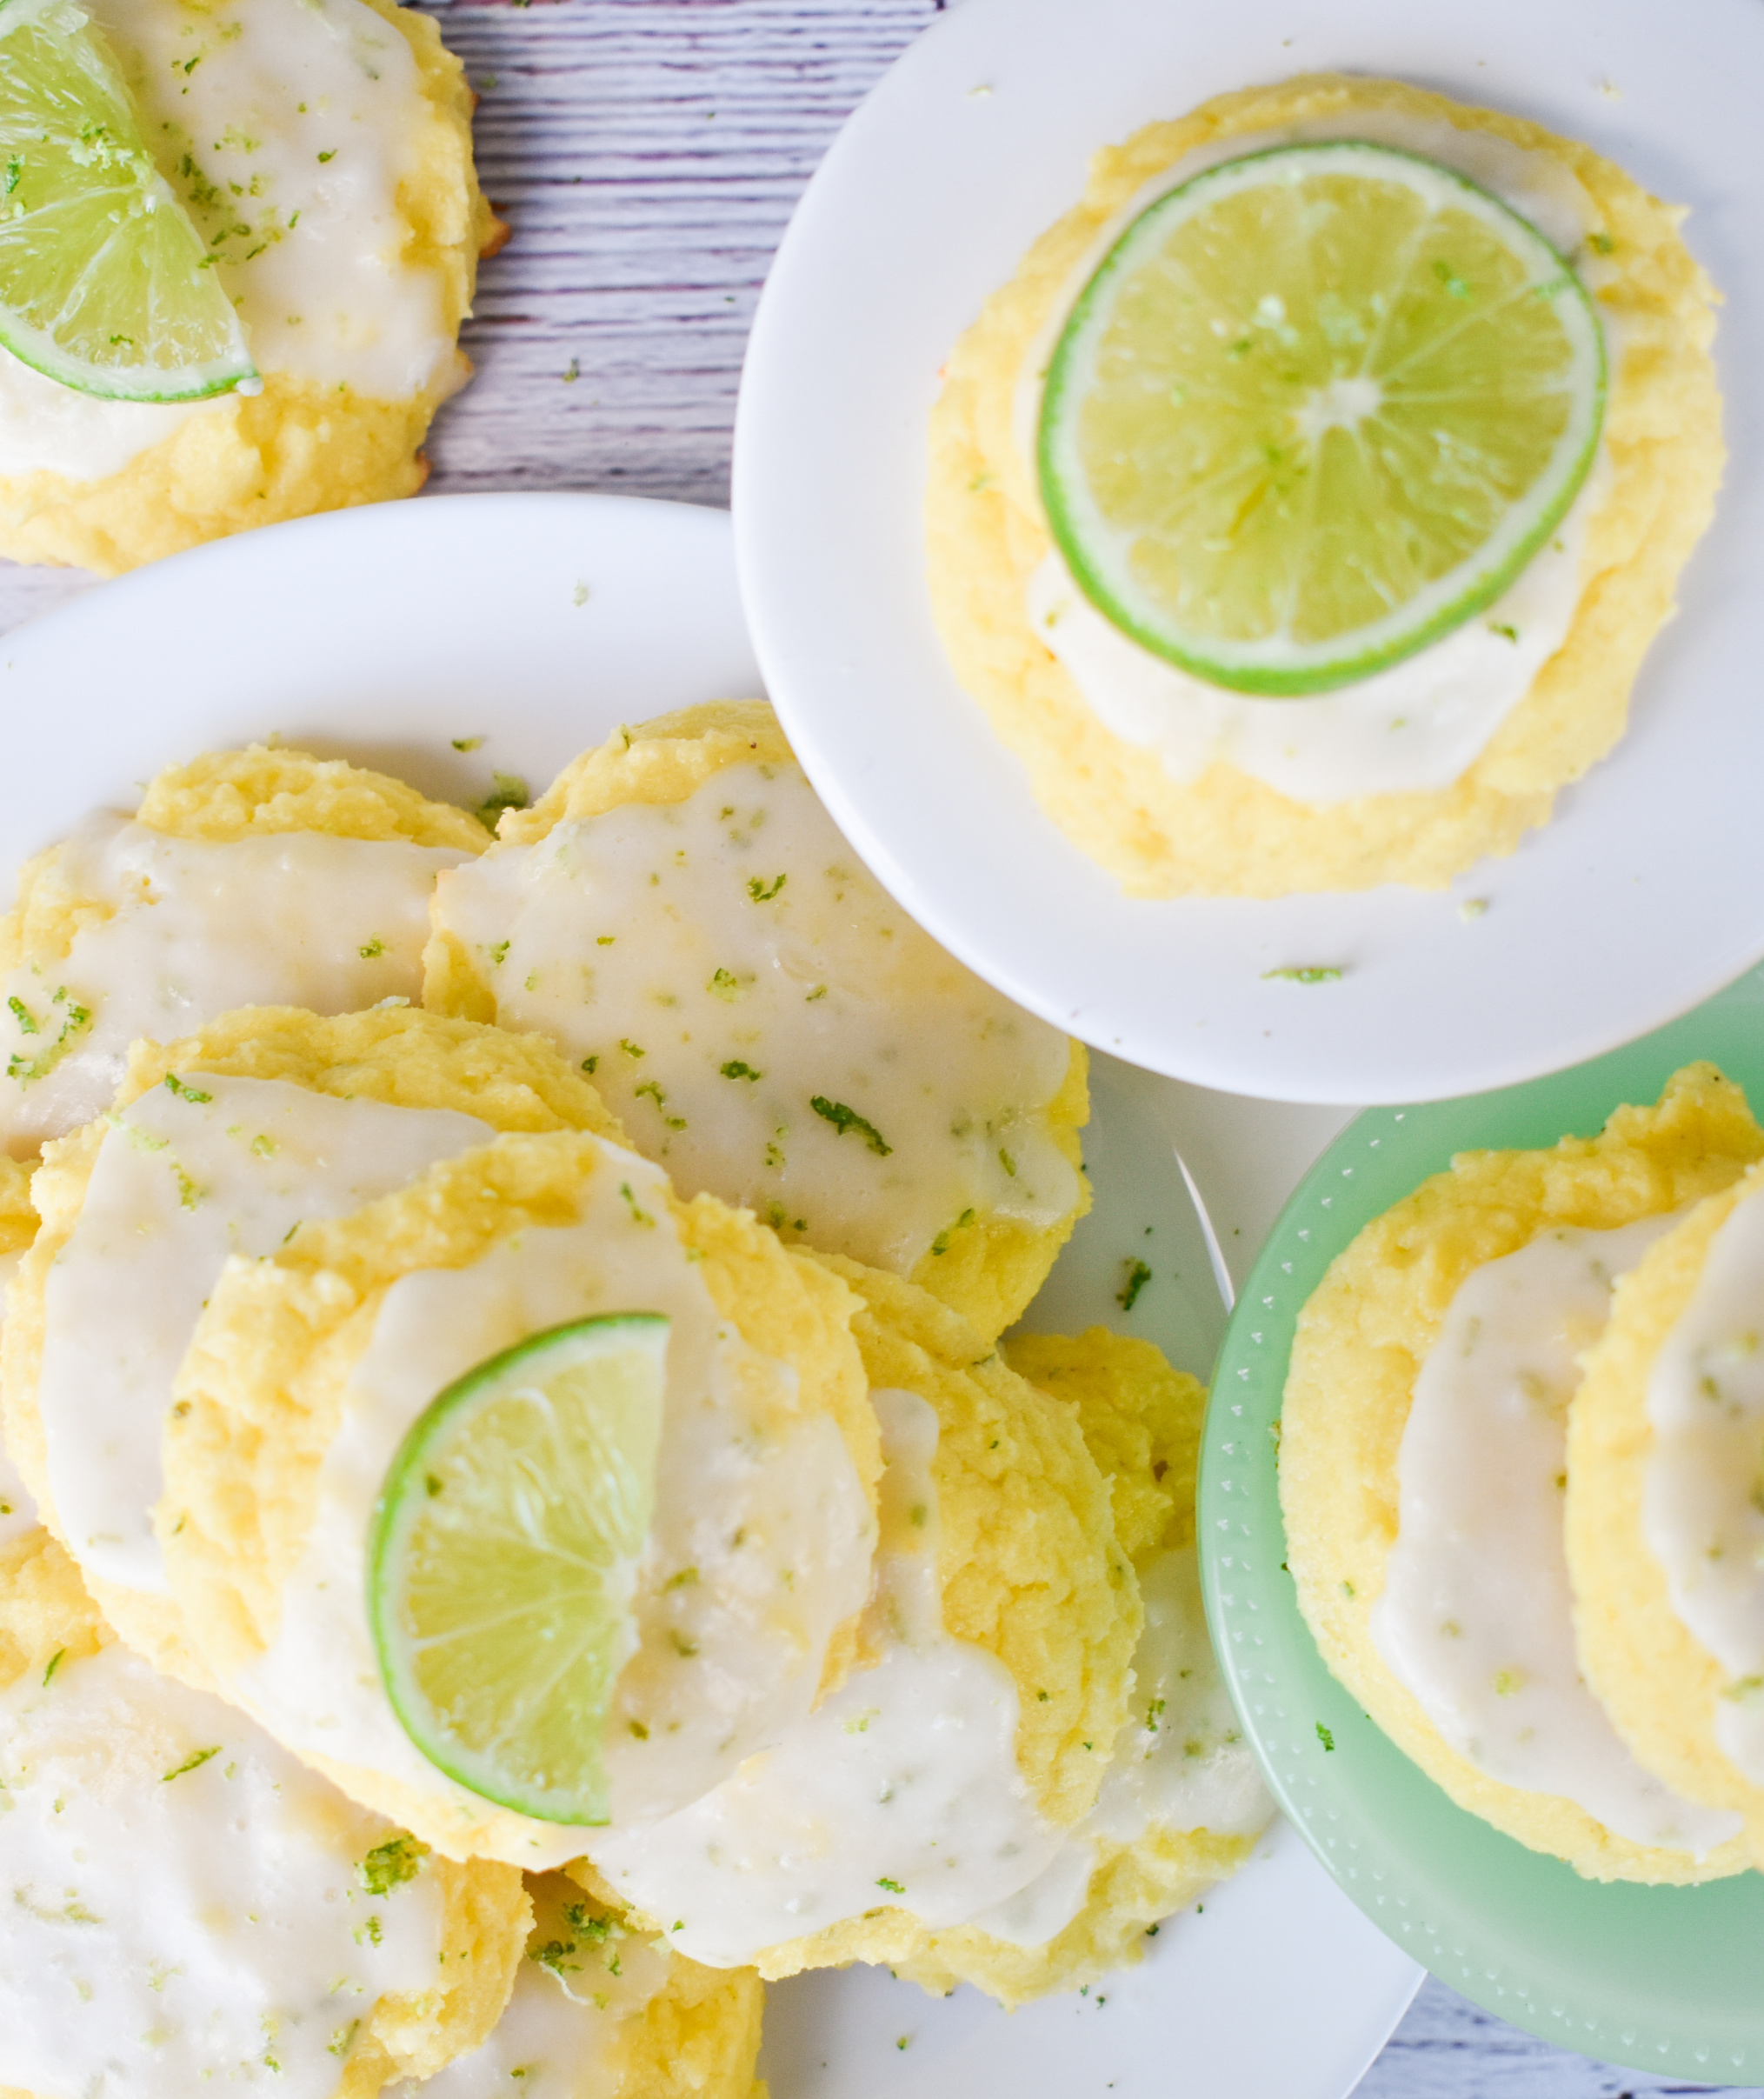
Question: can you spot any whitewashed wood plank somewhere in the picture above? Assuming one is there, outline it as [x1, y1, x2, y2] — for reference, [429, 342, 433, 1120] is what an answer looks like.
[1364, 1977, 1758, 2099]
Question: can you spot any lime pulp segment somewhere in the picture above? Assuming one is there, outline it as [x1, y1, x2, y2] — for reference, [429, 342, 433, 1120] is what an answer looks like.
[369, 1312, 669, 1826]
[0, 0, 256, 403]
[1038, 141, 1607, 696]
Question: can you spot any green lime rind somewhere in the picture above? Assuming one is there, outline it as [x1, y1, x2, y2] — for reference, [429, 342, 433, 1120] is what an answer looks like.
[369, 1311, 670, 1827]
[0, 0, 256, 403]
[1038, 140, 1607, 698]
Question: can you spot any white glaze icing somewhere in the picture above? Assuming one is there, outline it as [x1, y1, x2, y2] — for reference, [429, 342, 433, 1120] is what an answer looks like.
[389, 1929, 672, 2099]
[40, 1074, 493, 1595]
[1019, 107, 1615, 806]
[0, 812, 471, 1154]
[1375, 1216, 1739, 1850]
[0, 1637, 445, 2099]
[231, 1140, 874, 1860]
[431, 762, 1079, 1276]
[1642, 1186, 1764, 1784]
[968, 1544, 1274, 1949]
[0, 0, 462, 482]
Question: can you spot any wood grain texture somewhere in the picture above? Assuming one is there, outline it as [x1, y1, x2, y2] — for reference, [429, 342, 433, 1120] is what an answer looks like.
[0, 10, 1749, 2097]
[1364, 1978, 1759, 2099]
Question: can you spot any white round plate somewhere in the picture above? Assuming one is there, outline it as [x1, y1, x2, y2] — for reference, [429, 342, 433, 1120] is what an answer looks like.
[0, 493, 1417, 2099]
[733, 0, 1764, 1107]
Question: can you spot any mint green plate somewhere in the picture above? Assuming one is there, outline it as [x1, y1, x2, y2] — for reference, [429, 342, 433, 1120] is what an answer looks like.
[1200, 961, 1764, 2083]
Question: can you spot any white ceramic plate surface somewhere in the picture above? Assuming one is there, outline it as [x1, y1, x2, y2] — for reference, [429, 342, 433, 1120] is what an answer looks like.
[0, 493, 1417, 2098]
[732, 0, 1764, 1107]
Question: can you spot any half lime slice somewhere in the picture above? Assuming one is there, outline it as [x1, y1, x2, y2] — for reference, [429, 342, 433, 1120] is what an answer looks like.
[1039, 141, 1606, 696]
[369, 1312, 669, 1825]
[0, 0, 256, 402]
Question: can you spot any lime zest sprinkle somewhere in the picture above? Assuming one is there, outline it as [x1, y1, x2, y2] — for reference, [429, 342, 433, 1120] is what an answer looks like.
[746, 873, 787, 903]
[1261, 966, 1343, 985]
[635, 1078, 687, 1130]
[472, 773, 529, 832]
[7, 996, 90, 1084]
[929, 1207, 976, 1256]
[1315, 1723, 1335, 1752]
[619, 1182, 656, 1229]
[1117, 1259, 1152, 1311]
[810, 1096, 891, 1156]
[162, 1745, 221, 1782]
[163, 1072, 212, 1103]
[358, 1835, 429, 1896]
[721, 1060, 762, 1082]
[43, 1646, 65, 1685]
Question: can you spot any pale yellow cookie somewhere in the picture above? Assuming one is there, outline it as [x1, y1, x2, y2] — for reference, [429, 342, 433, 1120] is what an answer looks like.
[0, 0, 502, 576]
[0, 1527, 529, 2099]
[423, 700, 1090, 1344]
[160, 1124, 876, 1863]
[775, 1323, 1261, 2007]
[3, 1004, 616, 1685]
[928, 73, 1722, 896]
[574, 1269, 1152, 2006]
[1568, 1159, 1764, 1865]
[1281, 1063, 1761, 1880]
[1, 743, 485, 982]
[503, 1876, 768, 2099]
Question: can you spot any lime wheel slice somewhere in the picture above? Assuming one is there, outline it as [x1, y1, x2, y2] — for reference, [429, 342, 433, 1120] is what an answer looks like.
[0, 0, 256, 402]
[1038, 141, 1606, 696]
[369, 1312, 669, 1825]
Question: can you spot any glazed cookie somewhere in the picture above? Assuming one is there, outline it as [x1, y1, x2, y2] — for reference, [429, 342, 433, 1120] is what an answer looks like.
[1281, 1063, 1761, 1881]
[412, 1875, 767, 2099]
[0, 1528, 529, 2099]
[582, 1282, 1255, 2008]
[0, 0, 503, 576]
[424, 700, 1090, 1343]
[3, 1004, 615, 1682]
[928, 73, 1721, 896]
[1569, 1154, 1764, 1868]
[0, 743, 488, 1156]
[159, 1123, 878, 1866]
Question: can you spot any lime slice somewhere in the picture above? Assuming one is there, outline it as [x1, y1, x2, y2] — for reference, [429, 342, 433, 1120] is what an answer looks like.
[369, 1313, 669, 1825]
[1038, 142, 1606, 696]
[0, 0, 256, 402]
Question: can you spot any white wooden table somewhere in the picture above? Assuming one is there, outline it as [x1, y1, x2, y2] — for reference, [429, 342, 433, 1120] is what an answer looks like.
[0, 6, 1754, 2094]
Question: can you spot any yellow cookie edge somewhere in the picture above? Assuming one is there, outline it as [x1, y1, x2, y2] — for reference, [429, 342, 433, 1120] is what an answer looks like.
[159, 1126, 875, 1863]
[0, 1525, 529, 2094]
[423, 699, 1091, 1342]
[0, 0, 495, 577]
[927, 71, 1723, 896]
[1568, 1162, 1764, 1863]
[3, 1006, 617, 1683]
[0, 743, 487, 983]
[1280, 1060, 1761, 1882]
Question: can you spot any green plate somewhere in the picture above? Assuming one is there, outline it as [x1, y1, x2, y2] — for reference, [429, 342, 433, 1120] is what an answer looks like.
[1200, 960, 1764, 2082]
